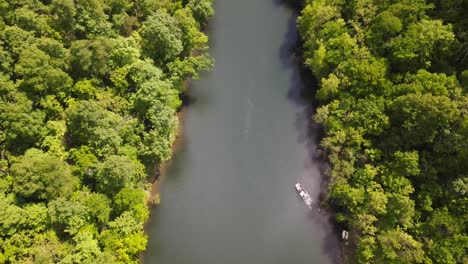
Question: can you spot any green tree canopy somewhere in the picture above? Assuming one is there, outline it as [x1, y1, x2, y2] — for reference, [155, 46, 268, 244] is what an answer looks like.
[11, 149, 76, 201]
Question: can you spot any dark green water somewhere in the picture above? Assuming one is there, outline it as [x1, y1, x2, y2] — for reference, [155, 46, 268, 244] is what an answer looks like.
[144, 1, 340, 263]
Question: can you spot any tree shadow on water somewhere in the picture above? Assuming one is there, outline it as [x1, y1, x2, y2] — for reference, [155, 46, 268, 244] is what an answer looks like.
[276, 1, 344, 264]
[272, 0, 303, 10]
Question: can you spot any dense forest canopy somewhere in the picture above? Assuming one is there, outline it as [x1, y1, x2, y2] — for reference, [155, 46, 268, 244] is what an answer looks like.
[297, 0, 467, 263]
[0, 0, 213, 263]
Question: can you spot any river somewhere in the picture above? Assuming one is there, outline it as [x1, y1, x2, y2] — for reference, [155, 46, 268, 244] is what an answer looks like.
[144, 0, 340, 263]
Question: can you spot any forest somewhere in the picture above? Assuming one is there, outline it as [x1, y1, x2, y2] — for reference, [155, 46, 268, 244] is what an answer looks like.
[297, 0, 467, 263]
[0, 0, 213, 263]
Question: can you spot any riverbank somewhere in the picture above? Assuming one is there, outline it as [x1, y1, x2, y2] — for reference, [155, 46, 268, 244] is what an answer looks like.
[296, 0, 468, 263]
[0, 1, 215, 263]
[280, 0, 348, 262]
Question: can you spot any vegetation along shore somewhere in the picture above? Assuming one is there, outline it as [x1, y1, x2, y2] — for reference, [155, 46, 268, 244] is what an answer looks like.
[0, 0, 213, 263]
[296, 0, 468, 263]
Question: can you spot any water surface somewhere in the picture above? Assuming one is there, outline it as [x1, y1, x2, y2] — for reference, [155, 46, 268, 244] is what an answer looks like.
[144, 1, 340, 263]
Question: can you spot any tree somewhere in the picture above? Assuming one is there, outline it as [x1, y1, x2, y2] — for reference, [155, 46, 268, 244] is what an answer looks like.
[186, 0, 214, 26]
[48, 197, 89, 236]
[0, 1, 215, 262]
[357, 236, 377, 263]
[66, 100, 121, 147]
[70, 38, 115, 78]
[377, 228, 425, 264]
[70, 146, 98, 177]
[167, 54, 213, 86]
[14, 38, 71, 101]
[389, 93, 460, 147]
[83, 193, 112, 228]
[388, 151, 420, 177]
[100, 212, 147, 263]
[94, 155, 145, 195]
[395, 70, 463, 98]
[131, 78, 179, 118]
[297, 0, 468, 263]
[140, 10, 183, 65]
[60, 231, 114, 264]
[381, 193, 415, 229]
[113, 187, 149, 223]
[366, 11, 403, 52]
[336, 54, 391, 97]
[389, 20, 455, 71]
[73, 0, 112, 38]
[50, 0, 76, 33]
[21, 231, 70, 264]
[306, 33, 358, 81]
[11, 6, 57, 37]
[174, 7, 208, 55]
[0, 74, 45, 154]
[11, 149, 76, 201]
[140, 127, 176, 164]
[347, 97, 390, 136]
[40, 120, 68, 159]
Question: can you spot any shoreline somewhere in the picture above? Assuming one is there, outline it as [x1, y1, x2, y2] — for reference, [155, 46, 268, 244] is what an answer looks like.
[283, 2, 348, 262]
[147, 105, 187, 206]
[140, 18, 214, 262]
[144, 79, 191, 213]
[139, 81, 190, 263]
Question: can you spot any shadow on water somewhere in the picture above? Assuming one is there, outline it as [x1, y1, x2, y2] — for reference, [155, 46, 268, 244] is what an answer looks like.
[274, 1, 343, 263]
[272, 0, 304, 11]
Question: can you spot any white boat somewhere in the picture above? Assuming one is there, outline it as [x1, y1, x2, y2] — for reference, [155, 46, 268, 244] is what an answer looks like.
[295, 183, 313, 208]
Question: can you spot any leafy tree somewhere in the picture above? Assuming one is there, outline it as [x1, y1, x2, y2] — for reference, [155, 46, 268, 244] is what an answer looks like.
[186, 0, 214, 26]
[113, 187, 149, 223]
[0, 0, 214, 262]
[11, 149, 75, 201]
[388, 93, 460, 147]
[100, 212, 147, 263]
[94, 155, 145, 195]
[83, 193, 112, 228]
[15, 42, 73, 100]
[21, 231, 70, 264]
[389, 19, 455, 71]
[70, 146, 98, 178]
[174, 7, 208, 55]
[140, 127, 176, 164]
[50, 0, 76, 33]
[132, 78, 180, 118]
[376, 228, 425, 264]
[60, 231, 114, 264]
[48, 197, 89, 236]
[66, 100, 121, 147]
[298, 0, 467, 262]
[366, 11, 403, 51]
[0, 75, 45, 154]
[70, 38, 115, 78]
[356, 236, 377, 263]
[167, 54, 213, 86]
[140, 10, 183, 65]
[395, 69, 463, 97]
[336, 54, 391, 97]
[387, 151, 420, 177]
[40, 120, 68, 159]
[73, 0, 112, 38]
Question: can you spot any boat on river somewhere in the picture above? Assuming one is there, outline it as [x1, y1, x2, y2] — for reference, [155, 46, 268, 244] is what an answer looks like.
[295, 183, 313, 208]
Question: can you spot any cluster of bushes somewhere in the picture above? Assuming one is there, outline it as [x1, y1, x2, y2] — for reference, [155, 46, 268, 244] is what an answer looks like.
[297, 0, 467, 263]
[0, 0, 213, 263]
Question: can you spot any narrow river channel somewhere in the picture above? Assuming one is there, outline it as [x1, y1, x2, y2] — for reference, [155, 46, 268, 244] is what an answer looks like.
[144, 1, 340, 263]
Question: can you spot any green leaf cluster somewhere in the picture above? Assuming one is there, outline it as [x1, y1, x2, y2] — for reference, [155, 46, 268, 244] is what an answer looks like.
[0, 0, 213, 263]
[298, 0, 467, 263]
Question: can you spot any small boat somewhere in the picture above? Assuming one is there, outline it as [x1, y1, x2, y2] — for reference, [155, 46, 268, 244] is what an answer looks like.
[295, 183, 313, 208]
